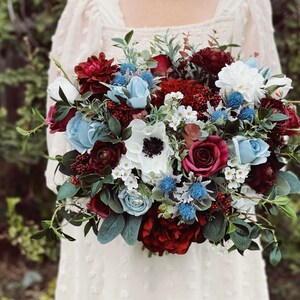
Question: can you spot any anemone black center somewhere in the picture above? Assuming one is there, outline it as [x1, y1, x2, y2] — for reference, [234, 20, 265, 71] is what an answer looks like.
[142, 137, 164, 158]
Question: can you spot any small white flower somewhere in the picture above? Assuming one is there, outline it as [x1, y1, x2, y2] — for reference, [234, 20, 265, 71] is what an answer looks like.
[164, 92, 184, 106]
[183, 106, 198, 123]
[112, 167, 124, 179]
[228, 178, 240, 189]
[235, 166, 250, 180]
[224, 167, 236, 180]
[121, 169, 131, 181]
[119, 156, 133, 170]
[169, 113, 182, 131]
[227, 158, 239, 168]
[124, 174, 139, 190]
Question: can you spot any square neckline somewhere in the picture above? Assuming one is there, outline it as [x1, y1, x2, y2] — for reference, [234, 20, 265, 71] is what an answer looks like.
[106, 0, 229, 32]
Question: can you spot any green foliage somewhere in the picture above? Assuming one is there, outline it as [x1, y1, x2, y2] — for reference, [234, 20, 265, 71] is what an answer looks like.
[5, 198, 58, 262]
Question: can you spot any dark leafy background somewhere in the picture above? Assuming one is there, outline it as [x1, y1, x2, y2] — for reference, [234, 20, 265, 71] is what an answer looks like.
[0, 0, 299, 299]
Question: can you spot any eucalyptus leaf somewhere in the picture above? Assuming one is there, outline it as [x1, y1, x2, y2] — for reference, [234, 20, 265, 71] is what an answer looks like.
[268, 113, 290, 122]
[91, 181, 104, 197]
[202, 213, 227, 242]
[280, 204, 297, 220]
[97, 213, 125, 244]
[108, 115, 122, 136]
[124, 30, 134, 44]
[108, 193, 124, 213]
[121, 215, 142, 245]
[269, 246, 282, 266]
[277, 171, 300, 195]
[57, 181, 80, 201]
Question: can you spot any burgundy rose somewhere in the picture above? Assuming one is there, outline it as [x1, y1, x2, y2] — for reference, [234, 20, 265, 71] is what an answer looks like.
[284, 107, 300, 136]
[190, 47, 234, 76]
[74, 52, 118, 96]
[45, 104, 76, 134]
[87, 194, 110, 219]
[150, 54, 172, 75]
[247, 154, 280, 194]
[182, 136, 229, 178]
[89, 140, 126, 176]
[138, 204, 202, 255]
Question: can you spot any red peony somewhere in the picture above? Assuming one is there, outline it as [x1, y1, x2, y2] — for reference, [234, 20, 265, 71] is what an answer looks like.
[87, 194, 110, 219]
[150, 54, 172, 75]
[190, 47, 234, 76]
[106, 100, 144, 128]
[152, 79, 222, 119]
[182, 136, 229, 178]
[75, 52, 118, 96]
[46, 104, 76, 134]
[89, 140, 126, 176]
[138, 204, 202, 255]
[247, 154, 279, 194]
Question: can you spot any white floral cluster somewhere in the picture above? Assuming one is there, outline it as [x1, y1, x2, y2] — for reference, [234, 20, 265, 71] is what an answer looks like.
[112, 156, 138, 191]
[224, 158, 251, 189]
[163, 92, 198, 131]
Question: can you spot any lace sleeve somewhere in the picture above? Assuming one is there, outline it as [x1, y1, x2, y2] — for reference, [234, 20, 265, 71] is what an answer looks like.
[45, 0, 104, 193]
[240, 0, 281, 74]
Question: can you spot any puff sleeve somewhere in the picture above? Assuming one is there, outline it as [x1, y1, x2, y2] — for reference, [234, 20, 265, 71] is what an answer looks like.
[45, 0, 104, 193]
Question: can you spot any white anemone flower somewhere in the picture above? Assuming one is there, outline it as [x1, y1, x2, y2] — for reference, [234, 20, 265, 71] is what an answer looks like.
[215, 61, 265, 106]
[124, 119, 174, 182]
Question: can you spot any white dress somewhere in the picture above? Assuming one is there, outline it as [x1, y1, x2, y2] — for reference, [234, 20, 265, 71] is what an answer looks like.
[46, 1, 281, 299]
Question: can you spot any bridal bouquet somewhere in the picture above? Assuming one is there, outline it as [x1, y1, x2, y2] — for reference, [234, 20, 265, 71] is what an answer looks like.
[23, 31, 300, 265]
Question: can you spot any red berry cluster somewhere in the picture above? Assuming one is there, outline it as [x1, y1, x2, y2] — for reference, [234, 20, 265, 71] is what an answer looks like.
[70, 153, 93, 176]
[106, 100, 143, 128]
[211, 193, 232, 216]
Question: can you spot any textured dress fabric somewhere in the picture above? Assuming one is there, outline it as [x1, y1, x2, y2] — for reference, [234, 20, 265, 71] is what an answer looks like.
[46, 1, 281, 299]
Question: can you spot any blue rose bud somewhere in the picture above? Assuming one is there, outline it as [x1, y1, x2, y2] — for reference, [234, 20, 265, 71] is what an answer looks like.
[107, 77, 150, 109]
[118, 189, 152, 216]
[233, 136, 270, 165]
[66, 112, 108, 153]
[126, 76, 150, 108]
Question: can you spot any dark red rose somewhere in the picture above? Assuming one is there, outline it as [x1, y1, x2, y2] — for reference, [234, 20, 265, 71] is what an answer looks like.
[75, 52, 118, 96]
[138, 204, 202, 255]
[87, 194, 110, 219]
[190, 47, 234, 76]
[45, 104, 76, 134]
[152, 79, 222, 118]
[89, 140, 126, 175]
[247, 154, 280, 194]
[150, 54, 172, 75]
[260, 98, 300, 140]
[182, 136, 229, 178]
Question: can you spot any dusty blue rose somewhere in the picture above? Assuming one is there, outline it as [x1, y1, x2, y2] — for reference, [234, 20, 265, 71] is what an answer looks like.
[118, 189, 152, 216]
[66, 112, 108, 153]
[107, 76, 150, 109]
[233, 136, 270, 165]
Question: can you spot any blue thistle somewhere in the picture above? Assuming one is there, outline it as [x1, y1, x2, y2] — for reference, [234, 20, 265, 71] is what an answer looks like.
[227, 91, 244, 109]
[112, 73, 127, 86]
[140, 72, 154, 88]
[178, 203, 196, 221]
[160, 177, 176, 194]
[239, 107, 256, 122]
[120, 63, 136, 75]
[211, 110, 228, 123]
[189, 183, 207, 200]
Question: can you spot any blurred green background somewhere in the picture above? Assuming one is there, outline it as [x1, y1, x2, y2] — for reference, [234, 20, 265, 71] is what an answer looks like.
[0, 0, 299, 299]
